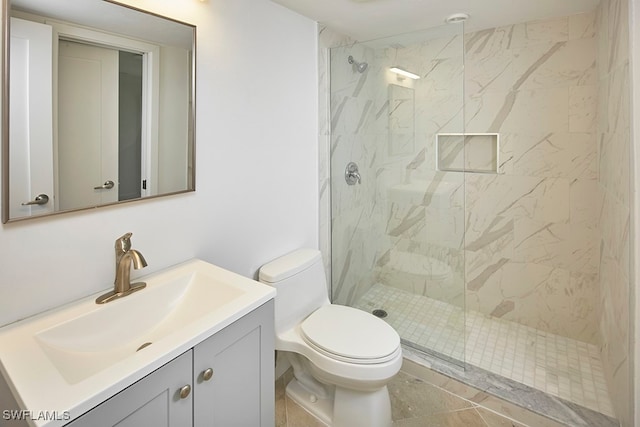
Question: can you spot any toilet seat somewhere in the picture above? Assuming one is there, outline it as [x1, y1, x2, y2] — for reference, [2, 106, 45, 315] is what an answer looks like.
[300, 305, 400, 365]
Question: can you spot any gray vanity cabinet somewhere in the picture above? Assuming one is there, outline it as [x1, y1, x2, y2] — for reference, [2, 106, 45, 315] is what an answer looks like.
[193, 299, 275, 426]
[66, 351, 193, 427]
[66, 300, 274, 427]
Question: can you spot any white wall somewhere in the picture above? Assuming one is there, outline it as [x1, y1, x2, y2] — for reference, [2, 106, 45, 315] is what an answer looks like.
[0, 0, 319, 327]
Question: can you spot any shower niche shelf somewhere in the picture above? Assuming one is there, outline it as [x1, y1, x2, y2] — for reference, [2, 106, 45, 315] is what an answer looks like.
[436, 133, 500, 174]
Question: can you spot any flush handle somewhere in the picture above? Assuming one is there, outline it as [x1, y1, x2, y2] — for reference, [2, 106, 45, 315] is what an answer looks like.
[202, 368, 213, 381]
[94, 180, 115, 190]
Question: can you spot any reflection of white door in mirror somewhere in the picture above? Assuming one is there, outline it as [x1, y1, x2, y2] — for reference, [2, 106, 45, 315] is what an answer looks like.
[51, 20, 160, 211]
[58, 40, 119, 211]
[3, 0, 195, 223]
[9, 17, 54, 218]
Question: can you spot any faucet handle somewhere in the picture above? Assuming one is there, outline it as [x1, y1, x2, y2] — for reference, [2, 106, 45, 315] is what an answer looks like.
[115, 232, 133, 254]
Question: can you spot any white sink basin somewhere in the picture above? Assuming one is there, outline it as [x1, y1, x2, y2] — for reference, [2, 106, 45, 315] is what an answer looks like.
[35, 264, 245, 384]
[0, 259, 275, 427]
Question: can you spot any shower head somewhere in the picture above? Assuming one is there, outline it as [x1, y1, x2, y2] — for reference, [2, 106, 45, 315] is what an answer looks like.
[348, 55, 368, 73]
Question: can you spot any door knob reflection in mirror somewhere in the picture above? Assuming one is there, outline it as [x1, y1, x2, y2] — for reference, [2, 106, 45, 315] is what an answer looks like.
[21, 194, 49, 206]
[94, 180, 115, 190]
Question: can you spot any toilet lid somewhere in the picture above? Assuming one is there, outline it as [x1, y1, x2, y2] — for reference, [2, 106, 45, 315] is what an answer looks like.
[300, 305, 400, 364]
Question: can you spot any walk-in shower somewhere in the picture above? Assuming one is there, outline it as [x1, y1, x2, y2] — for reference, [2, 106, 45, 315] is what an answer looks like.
[328, 7, 625, 425]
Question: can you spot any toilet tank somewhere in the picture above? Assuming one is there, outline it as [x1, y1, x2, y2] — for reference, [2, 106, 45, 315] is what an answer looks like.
[259, 249, 330, 333]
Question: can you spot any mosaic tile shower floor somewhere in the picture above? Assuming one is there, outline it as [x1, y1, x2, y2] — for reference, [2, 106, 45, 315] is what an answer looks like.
[354, 283, 614, 418]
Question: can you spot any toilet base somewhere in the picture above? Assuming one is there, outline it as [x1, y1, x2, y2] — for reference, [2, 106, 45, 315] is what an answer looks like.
[286, 379, 332, 425]
[286, 378, 392, 427]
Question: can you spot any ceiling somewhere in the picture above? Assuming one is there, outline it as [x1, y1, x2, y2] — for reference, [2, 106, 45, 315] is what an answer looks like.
[270, 0, 600, 42]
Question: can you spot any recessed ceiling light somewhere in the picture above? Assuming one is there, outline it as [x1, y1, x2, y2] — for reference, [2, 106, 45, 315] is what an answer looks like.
[445, 13, 470, 24]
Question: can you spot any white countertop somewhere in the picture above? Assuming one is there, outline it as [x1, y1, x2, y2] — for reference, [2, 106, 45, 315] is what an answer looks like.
[0, 259, 275, 427]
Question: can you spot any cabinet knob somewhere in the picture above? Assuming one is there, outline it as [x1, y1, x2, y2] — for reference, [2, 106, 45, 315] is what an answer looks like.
[202, 368, 213, 381]
[179, 384, 191, 399]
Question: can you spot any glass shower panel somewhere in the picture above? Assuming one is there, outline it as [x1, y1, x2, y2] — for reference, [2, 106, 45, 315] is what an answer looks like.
[330, 23, 466, 367]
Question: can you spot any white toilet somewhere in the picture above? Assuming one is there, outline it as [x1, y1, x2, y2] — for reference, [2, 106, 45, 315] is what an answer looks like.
[259, 249, 402, 427]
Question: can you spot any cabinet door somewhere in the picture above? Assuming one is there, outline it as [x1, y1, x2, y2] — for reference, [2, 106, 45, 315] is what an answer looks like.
[193, 300, 274, 427]
[67, 351, 193, 427]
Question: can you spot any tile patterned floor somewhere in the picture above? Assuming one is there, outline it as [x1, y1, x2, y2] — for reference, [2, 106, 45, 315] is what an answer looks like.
[275, 368, 567, 427]
[354, 283, 614, 418]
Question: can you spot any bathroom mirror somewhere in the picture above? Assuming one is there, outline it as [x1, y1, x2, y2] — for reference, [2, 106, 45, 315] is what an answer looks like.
[1, 0, 196, 223]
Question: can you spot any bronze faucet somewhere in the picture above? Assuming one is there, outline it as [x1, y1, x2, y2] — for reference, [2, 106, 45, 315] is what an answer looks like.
[96, 233, 148, 304]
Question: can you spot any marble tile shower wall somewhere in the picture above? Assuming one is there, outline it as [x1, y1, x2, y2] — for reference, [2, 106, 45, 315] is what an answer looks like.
[328, 26, 466, 307]
[329, 40, 387, 305]
[461, 12, 600, 344]
[318, 26, 357, 286]
[595, 0, 631, 425]
[391, 13, 600, 343]
[374, 32, 467, 308]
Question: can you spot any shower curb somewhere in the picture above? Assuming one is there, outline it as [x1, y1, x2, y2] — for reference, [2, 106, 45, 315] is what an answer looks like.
[402, 345, 619, 427]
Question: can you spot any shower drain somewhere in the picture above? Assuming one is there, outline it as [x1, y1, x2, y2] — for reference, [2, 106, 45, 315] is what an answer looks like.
[372, 309, 388, 318]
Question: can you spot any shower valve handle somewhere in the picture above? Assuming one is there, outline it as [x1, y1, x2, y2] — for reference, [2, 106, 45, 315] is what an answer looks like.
[345, 162, 361, 185]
